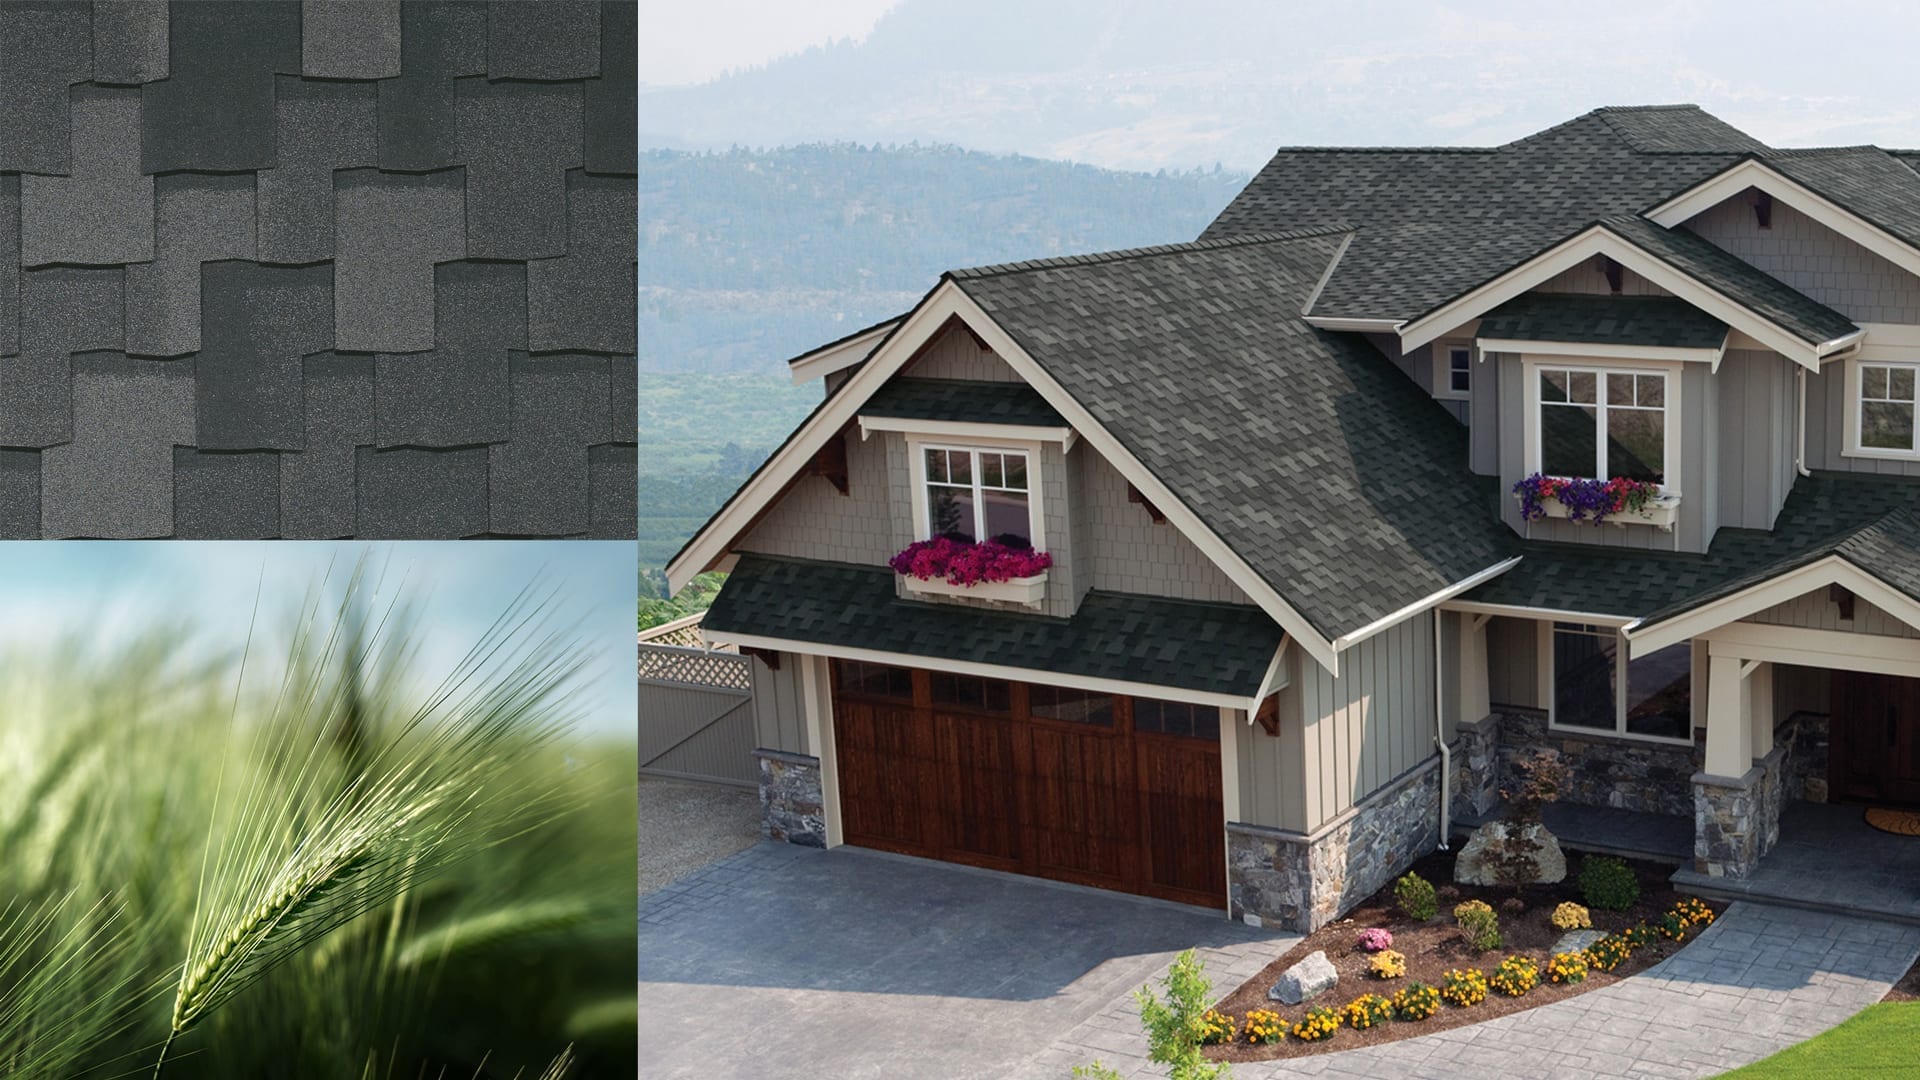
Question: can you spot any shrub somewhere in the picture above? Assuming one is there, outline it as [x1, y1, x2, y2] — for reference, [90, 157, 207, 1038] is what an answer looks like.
[1584, 935, 1632, 972]
[1439, 968, 1488, 1007]
[1487, 955, 1539, 997]
[1355, 927, 1394, 953]
[1342, 993, 1394, 1031]
[1500, 896, 1527, 915]
[1196, 1008, 1236, 1046]
[1131, 949, 1229, 1080]
[1546, 951, 1590, 985]
[1292, 1005, 1341, 1042]
[1578, 855, 1640, 911]
[1392, 982, 1441, 1021]
[1453, 899, 1502, 952]
[1500, 748, 1569, 825]
[1551, 901, 1591, 930]
[1368, 949, 1406, 980]
[1243, 1008, 1285, 1045]
[1395, 872, 1438, 922]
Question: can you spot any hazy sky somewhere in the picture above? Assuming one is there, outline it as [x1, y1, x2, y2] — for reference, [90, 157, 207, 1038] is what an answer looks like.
[641, 0, 899, 85]
[0, 542, 635, 738]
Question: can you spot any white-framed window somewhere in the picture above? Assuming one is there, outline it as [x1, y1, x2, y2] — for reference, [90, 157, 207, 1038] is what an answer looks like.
[1857, 360, 1919, 455]
[1434, 343, 1472, 399]
[1544, 622, 1694, 744]
[920, 444, 1036, 548]
[1533, 364, 1670, 486]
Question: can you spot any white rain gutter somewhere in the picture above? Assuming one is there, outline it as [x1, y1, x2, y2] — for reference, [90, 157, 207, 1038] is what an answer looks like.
[1433, 607, 1450, 851]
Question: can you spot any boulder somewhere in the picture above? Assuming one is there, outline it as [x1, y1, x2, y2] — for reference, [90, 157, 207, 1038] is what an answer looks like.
[1553, 928, 1608, 955]
[1267, 949, 1337, 1005]
[1453, 820, 1567, 885]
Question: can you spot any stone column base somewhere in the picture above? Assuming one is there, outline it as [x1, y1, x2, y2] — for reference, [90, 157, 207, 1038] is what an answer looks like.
[755, 748, 826, 848]
[1228, 759, 1441, 933]
[1692, 743, 1786, 878]
[1450, 713, 1501, 822]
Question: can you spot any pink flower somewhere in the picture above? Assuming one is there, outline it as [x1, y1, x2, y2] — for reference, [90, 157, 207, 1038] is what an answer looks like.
[889, 539, 1053, 586]
[1356, 927, 1394, 953]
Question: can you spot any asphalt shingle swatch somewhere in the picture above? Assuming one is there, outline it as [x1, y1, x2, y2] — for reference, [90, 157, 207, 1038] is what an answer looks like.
[705, 553, 1287, 698]
[0, 0, 637, 537]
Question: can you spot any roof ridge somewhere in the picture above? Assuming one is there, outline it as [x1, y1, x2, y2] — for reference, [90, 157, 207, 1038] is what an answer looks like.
[1263, 145, 1496, 155]
[947, 225, 1354, 280]
[1762, 145, 1888, 157]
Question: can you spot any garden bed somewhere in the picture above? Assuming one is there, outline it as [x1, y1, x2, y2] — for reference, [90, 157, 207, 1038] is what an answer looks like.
[1205, 849, 1724, 1061]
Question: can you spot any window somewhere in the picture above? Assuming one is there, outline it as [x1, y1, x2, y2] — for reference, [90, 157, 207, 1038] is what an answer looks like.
[1029, 685, 1113, 726]
[923, 446, 1032, 547]
[833, 660, 913, 701]
[1441, 345, 1471, 397]
[1860, 362, 1918, 453]
[1537, 366, 1666, 484]
[1132, 698, 1221, 741]
[1549, 623, 1692, 742]
[928, 672, 1011, 713]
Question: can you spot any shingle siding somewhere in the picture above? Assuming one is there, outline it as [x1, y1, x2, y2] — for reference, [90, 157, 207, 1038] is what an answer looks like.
[1745, 589, 1920, 639]
[904, 323, 1021, 381]
[1077, 449, 1252, 605]
[1685, 197, 1920, 325]
[736, 429, 896, 567]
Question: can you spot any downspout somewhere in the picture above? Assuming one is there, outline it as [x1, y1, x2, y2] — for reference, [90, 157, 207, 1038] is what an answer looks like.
[1433, 608, 1450, 851]
[1795, 366, 1810, 477]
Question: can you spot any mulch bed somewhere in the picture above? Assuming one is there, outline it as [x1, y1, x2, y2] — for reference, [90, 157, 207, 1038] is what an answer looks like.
[1883, 955, 1920, 1003]
[1206, 849, 1723, 1062]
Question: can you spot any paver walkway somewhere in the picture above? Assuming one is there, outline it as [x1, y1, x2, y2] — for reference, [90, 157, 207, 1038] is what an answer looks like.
[1018, 901, 1920, 1080]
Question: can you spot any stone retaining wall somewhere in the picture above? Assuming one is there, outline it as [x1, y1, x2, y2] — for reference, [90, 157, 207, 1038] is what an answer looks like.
[1228, 757, 1441, 933]
[754, 748, 826, 848]
[1495, 708, 1699, 817]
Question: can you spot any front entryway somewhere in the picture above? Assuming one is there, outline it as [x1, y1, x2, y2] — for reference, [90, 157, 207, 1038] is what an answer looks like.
[828, 659, 1226, 908]
[1829, 671, 1920, 805]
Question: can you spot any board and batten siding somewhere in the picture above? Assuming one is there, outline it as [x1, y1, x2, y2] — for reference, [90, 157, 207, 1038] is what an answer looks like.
[1234, 677, 1308, 832]
[1743, 588, 1920, 640]
[1487, 615, 1541, 710]
[1684, 199, 1920, 325]
[749, 652, 809, 756]
[735, 427, 895, 566]
[1714, 349, 1796, 531]
[1295, 614, 1436, 831]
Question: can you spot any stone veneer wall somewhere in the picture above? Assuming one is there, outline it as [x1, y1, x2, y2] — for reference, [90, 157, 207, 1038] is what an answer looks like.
[1228, 758, 1441, 933]
[754, 748, 826, 848]
[1449, 713, 1501, 822]
[1495, 708, 1700, 817]
[1780, 712, 1830, 803]
[1693, 743, 1787, 878]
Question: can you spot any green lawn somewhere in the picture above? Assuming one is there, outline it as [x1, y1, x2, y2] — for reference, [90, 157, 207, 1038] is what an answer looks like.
[1721, 1001, 1920, 1076]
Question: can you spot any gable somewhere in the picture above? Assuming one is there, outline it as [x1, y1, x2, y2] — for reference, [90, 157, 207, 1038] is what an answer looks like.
[1685, 196, 1920, 325]
[903, 321, 1022, 382]
[1743, 586, 1920, 641]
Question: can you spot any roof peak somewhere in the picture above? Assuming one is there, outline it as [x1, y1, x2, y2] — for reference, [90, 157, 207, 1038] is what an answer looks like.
[947, 225, 1353, 280]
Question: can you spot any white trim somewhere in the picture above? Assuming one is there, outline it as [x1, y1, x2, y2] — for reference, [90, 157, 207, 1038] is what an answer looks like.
[1521, 355, 1682, 498]
[858, 414, 1077, 448]
[1302, 316, 1405, 333]
[1703, 620, 1920, 680]
[1626, 553, 1920, 656]
[905, 438, 1047, 551]
[1477, 337, 1726, 369]
[1398, 224, 1834, 368]
[789, 318, 904, 384]
[1329, 557, 1524, 653]
[1432, 341, 1473, 400]
[1441, 598, 1636, 626]
[703, 630, 1257, 710]
[1840, 353, 1920, 460]
[799, 653, 844, 847]
[1543, 620, 1698, 747]
[1647, 158, 1920, 284]
[1245, 638, 1291, 717]
[900, 572, 1047, 605]
[1300, 232, 1354, 316]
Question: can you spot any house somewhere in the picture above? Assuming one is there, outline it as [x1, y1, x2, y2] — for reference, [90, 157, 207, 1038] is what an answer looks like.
[665, 105, 1920, 932]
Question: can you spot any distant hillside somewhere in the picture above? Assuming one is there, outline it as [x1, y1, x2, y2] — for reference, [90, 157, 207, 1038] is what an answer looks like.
[638, 143, 1247, 592]
[640, 143, 1245, 375]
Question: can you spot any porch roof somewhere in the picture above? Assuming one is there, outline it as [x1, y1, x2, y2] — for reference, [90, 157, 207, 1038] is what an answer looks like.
[858, 377, 1066, 427]
[701, 553, 1285, 699]
[1477, 293, 1728, 351]
[1463, 471, 1920, 622]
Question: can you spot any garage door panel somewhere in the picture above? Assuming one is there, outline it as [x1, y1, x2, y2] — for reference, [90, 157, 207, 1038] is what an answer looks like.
[939, 711, 1023, 871]
[835, 699, 939, 857]
[1135, 732, 1225, 906]
[1024, 724, 1132, 888]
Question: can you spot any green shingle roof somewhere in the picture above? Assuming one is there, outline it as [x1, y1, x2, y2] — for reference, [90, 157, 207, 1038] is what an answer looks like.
[1478, 294, 1728, 350]
[858, 377, 1065, 427]
[703, 553, 1285, 698]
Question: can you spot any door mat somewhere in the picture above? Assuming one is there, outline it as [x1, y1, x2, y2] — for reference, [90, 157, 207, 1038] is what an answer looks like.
[1865, 807, 1920, 836]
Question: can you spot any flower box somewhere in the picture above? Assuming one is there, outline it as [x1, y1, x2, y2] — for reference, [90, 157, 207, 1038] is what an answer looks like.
[900, 571, 1048, 605]
[1536, 493, 1680, 530]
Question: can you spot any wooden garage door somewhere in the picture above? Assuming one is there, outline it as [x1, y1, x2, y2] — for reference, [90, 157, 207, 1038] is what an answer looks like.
[830, 660, 1225, 908]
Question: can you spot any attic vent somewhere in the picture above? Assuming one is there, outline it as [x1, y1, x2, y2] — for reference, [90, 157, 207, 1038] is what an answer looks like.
[1754, 190, 1774, 229]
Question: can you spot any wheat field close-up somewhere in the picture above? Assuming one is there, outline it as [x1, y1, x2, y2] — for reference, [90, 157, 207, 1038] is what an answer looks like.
[0, 549, 638, 1079]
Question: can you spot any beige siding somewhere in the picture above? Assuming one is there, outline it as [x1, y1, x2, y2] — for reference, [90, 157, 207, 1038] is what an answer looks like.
[1744, 589, 1920, 639]
[1533, 267, 1672, 296]
[1077, 449, 1252, 604]
[1685, 198, 1920, 324]
[736, 428, 894, 565]
[1487, 615, 1540, 709]
[903, 322, 1020, 381]
[1714, 349, 1796, 531]
[639, 683, 757, 785]
[1296, 614, 1435, 830]
[749, 652, 809, 754]
[1235, 676, 1307, 831]
[1774, 662, 1830, 723]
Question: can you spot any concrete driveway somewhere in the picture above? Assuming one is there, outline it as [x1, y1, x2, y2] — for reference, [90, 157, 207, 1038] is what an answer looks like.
[639, 841, 1288, 1080]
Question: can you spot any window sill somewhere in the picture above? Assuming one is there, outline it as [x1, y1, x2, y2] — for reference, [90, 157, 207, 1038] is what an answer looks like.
[1841, 445, 1920, 462]
[901, 572, 1048, 606]
[1537, 493, 1680, 531]
[1545, 720, 1700, 749]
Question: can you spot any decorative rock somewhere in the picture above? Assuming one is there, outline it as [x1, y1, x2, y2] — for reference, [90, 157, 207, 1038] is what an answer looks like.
[1553, 928, 1608, 955]
[1268, 950, 1338, 1005]
[1453, 820, 1567, 885]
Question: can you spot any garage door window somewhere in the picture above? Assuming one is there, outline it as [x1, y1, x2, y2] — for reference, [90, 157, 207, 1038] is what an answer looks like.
[833, 660, 913, 701]
[1029, 685, 1114, 726]
[1133, 699, 1220, 740]
[930, 672, 1011, 713]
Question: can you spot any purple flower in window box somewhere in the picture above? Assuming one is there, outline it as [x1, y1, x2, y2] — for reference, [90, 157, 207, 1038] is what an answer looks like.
[888, 538, 1053, 587]
[1511, 473, 1661, 525]
[1355, 927, 1394, 953]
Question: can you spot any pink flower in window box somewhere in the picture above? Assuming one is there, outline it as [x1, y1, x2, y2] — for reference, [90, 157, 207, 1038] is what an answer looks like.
[888, 538, 1052, 587]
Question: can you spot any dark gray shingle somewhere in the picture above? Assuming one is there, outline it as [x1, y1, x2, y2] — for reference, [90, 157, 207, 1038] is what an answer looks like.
[11, 267, 124, 448]
[195, 261, 332, 450]
[279, 353, 373, 539]
[377, 0, 487, 172]
[583, 0, 637, 175]
[859, 377, 1066, 427]
[0, 450, 39, 538]
[588, 441, 634, 539]
[332, 168, 465, 352]
[41, 352, 193, 538]
[454, 78, 583, 259]
[256, 77, 380, 264]
[140, 0, 299, 173]
[1478, 293, 1728, 350]
[91, 0, 169, 85]
[374, 261, 523, 446]
[486, 0, 599, 80]
[174, 449, 279, 538]
[358, 446, 489, 537]
[526, 170, 635, 352]
[302, 0, 401, 79]
[125, 173, 256, 357]
[0, 1, 90, 174]
[0, 177, 16, 357]
[488, 353, 610, 535]
[1601, 215, 1858, 347]
[20, 86, 153, 267]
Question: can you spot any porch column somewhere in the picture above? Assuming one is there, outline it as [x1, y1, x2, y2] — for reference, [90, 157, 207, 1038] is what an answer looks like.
[1746, 660, 1774, 760]
[1456, 612, 1492, 726]
[1703, 652, 1751, 777]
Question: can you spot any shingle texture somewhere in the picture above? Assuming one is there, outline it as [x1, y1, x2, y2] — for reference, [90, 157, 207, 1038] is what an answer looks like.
[706, 553, 1286, 698]
[1478, 293, 1728, 350]
[858, 377, 1067, 427]
[0, 0, 636, 538]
